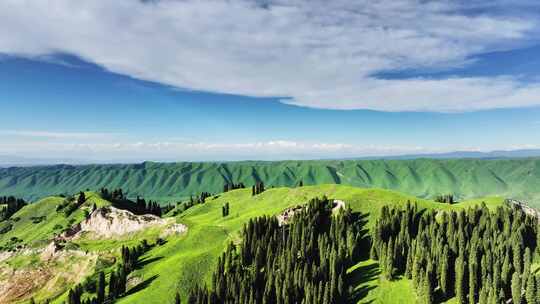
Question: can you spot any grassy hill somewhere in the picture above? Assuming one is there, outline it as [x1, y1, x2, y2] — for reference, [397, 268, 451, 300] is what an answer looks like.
[0, 192, 111, 249]
[0, 158, 538, 206]
[0, 184, 509, 303]
[104, 185, 504, 304]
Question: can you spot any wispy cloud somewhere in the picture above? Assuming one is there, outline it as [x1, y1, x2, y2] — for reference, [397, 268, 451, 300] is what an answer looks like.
[0, 130, 119, 139]
[1, 1, 540, 112]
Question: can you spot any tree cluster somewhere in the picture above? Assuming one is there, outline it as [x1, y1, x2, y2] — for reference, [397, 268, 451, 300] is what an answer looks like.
[0, 196, 26, 221]
[134, 196, 162, 217]
[56, 192, 86, 217]
[434, 195, 455, 204]
[371, 202, 540, 304]
[100, 188, 166, 217]
[187, 196, 364, 304]
[251, 182, 265, 196]
[224, 183, 245, 193]
[100, 188, 126, 202]
[67, 240, 150, 304]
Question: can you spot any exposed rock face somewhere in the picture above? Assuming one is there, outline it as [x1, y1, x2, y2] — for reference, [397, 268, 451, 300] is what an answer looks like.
[74, 206, 187, 239]
[506, 199, 540, 220]
[40, 241, 60, 261]
[79, 207, 165, 238]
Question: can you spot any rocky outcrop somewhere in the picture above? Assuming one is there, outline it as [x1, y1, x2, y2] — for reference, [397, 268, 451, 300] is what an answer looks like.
[74, 206, 187, 239]
[277, 200, 346, 226]
[277, 205, 304, 226]
[506, 199, 540, 220]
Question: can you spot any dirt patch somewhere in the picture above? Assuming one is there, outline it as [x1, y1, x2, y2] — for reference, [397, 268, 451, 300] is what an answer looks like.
[0, 249, 97, 303]
[0, 266, 53, 303]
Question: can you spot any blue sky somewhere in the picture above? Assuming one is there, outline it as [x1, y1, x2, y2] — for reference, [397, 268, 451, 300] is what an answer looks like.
[1, 1, 540, 162]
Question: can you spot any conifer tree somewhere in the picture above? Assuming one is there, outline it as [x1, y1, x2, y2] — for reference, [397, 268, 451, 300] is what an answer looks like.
[526, 275, 536, 304]
[97, 271, 105, 303]
[109, 271, 117, 299]
[512, 271, 522, 304]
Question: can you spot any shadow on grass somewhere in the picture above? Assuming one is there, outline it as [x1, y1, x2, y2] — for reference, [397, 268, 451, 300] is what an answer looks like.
[136, 256, 164, 268]
[124, 274, 159, 296]
[348, 261, 380, 304]
[347, 211, 379, 303]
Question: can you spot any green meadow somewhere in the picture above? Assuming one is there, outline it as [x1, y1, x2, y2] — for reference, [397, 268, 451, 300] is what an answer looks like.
[0, 184, 509, 303]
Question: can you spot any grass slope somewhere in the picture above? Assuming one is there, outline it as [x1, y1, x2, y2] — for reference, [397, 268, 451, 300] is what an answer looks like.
[0, 158, 538, 205]
[0, 192, 110, 249]
[111, 185, 504, 303]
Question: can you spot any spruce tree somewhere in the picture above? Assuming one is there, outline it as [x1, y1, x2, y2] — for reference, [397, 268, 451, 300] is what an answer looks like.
[512, 271, 522, 304]
[109, 271, 117, 299]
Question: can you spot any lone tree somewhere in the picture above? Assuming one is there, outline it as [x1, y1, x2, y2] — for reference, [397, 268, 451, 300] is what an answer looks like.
[222, 202, 230, 217]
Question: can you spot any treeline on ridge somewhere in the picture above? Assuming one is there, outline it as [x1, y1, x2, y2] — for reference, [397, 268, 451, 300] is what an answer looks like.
[0, 196, 27, 221]
[99, 188, 173, 217]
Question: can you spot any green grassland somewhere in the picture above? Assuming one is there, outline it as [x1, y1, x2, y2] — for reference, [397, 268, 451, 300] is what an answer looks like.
[0, 184, 508, 303]
[0, 158, 538, 206]
[110, 185, 505, 303]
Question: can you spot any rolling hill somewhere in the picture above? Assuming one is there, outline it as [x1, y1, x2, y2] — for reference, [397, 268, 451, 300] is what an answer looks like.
[0, 158, 539, 206]
[0, 184, 507, 303]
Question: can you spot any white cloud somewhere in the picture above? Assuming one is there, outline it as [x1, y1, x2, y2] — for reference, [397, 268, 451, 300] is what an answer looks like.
[1, 0, 540, 111]
[2, 138, 538, 162]
[0, 139, 428, 160]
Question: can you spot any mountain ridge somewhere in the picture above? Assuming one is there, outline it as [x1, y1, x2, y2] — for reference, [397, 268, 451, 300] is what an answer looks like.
[1, 158, 539, 206]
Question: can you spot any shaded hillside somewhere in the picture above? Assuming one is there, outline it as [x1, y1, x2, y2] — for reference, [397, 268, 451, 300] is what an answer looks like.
[0, 158, 539, 205]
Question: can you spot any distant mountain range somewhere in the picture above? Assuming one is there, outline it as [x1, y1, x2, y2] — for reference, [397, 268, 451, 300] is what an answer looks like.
[2, 149, 540, 167]
[359, 149, 540, 160]
[1, 158, 539, 207]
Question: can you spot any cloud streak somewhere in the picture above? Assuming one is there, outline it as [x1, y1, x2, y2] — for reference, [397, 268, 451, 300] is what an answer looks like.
[1, 0, 540, 111]
[0, 130, 119, 139]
